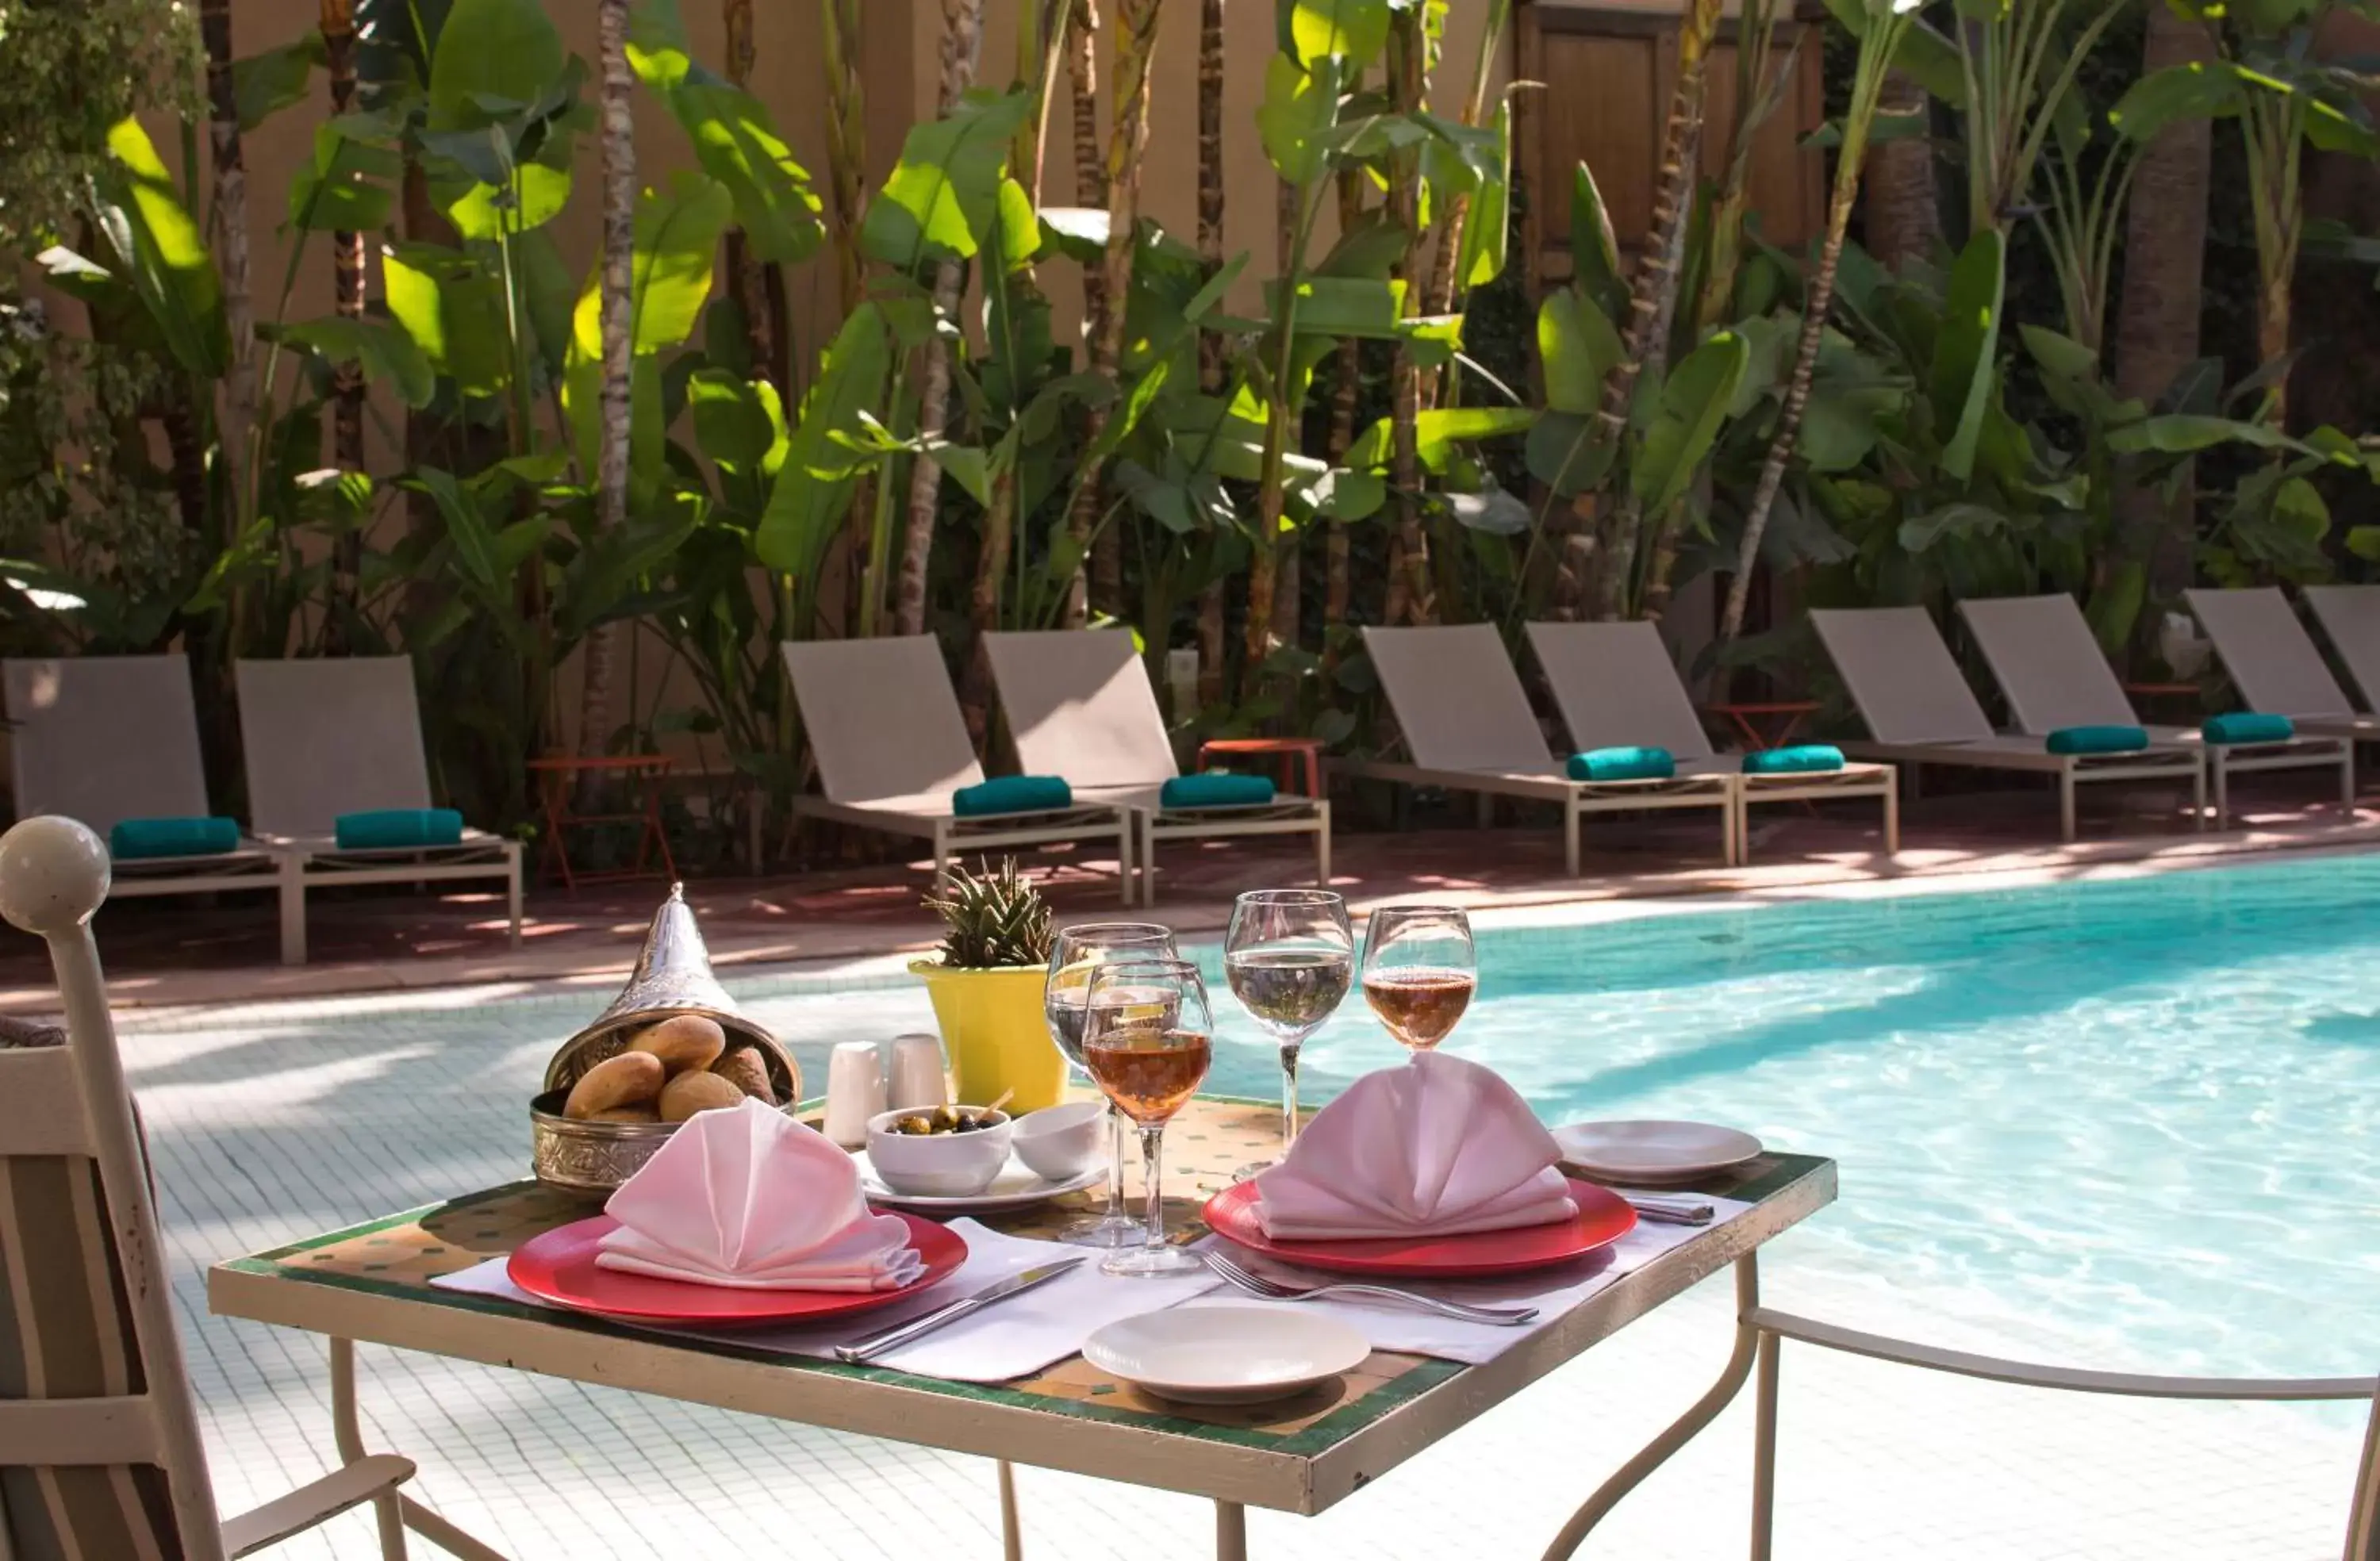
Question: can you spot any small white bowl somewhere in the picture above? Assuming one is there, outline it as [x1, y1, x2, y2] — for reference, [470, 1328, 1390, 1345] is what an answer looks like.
[1012, 1100, 1107, 1182]
[1083, 1305, 1371, 1404]
[865, 1107, 1014, 1197]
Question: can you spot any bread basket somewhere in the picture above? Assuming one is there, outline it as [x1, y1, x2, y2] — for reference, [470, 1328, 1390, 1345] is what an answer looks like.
[530, 884, 802, 1196]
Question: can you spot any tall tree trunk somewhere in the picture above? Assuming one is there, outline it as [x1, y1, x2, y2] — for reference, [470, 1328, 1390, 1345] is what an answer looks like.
[1068, 0, 1108, 339]
[1193, 0, 1227, 704]
[1562, 0, 1722, 621]
[1384, 6, 1432, 628]
[721, 0, 778, 390]
[1864, 71, 1939, 270]
[578, 0, 636, 765]
[1243, 176, 1299, 692]
[198, 0, 256, 550]
[2111, 6, 2213, 601]
[896, 0, 988, 638]
[1327, 171, 1364, 651]
[321, 0, 366, 654]
[823, 0, 874, 635]
[1066, 0, 1161, 629]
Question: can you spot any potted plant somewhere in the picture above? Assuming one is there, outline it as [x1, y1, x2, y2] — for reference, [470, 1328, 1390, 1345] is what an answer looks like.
[909, 859, 1069, 1113]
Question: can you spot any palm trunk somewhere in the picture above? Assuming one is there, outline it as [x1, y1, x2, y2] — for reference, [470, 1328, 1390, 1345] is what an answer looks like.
[896, 0, 988, 639]
[198, 0, 256, 545]
[1065, 0, 1161, 629]
[2111, 4, 2212, 600]
[1328, 172, 1363, 649]
[1384, 7, 1432, 628]
[321, 0, 365, 653]
[1692, 0, 1778, 335]
[1421, 0, 1512, 324]
[578, 0, 635, 764]
[2247, 99, 2301, 430]
[721, 0, 778, 389]
[1864, 71, 1939, 270]
[1564, 0, 1722, 621]
[1193, 0, 1227, 703]
[1068, 0, 1107, 336]
[822, 0, 874, 634]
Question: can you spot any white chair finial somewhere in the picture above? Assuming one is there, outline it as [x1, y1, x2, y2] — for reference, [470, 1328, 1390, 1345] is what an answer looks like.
[0, 815, 111, 934]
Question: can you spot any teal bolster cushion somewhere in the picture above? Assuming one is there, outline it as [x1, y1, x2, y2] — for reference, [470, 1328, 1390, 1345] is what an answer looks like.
[1741, 744, 1846, 775]
[952, 776, 1073, 818]
[109, 817, 240, 860]
[334, 808, 465, 850]
[1160, 773, 1276, 809]
[1567, 746, 1676, 783]
[2045, 725, 2150, 756]
[2202, 711, 2295, 746]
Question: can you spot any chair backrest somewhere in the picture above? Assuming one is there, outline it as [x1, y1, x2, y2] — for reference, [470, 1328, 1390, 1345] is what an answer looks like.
[781, 639, 985, 804]
[2298, 585, 2380, 715]
[1809, 607, 1996, 743]
[982, 630, 1179, 788]
[1524, 622, 1716, 760]
[234, 658, 433, 838]
[1360, 625, 1553, 773]
[1955, 595, 2139, 734]
[0, 817, 225, 1559]
[2185, 587, 2356, 719]
[5, 656, 214, 836]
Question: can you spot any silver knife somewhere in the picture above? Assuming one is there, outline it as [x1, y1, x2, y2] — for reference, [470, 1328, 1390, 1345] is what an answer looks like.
[833, 1256, 1088, 1365]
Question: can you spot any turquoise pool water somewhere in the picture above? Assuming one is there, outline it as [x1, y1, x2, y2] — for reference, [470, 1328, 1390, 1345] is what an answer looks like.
[1185, 859, 2380, 1383]
[715, 857, 2377, 1381]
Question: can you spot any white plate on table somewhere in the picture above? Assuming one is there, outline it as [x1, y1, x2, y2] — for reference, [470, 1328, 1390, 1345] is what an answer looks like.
[1552, 1120, 1761, 1185]
[854, 1152, 1104, 1214]
[1083, 1306, 1371, 1405]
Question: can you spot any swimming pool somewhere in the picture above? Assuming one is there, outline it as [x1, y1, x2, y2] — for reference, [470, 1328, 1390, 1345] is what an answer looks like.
[738, 854, 2380, 1385]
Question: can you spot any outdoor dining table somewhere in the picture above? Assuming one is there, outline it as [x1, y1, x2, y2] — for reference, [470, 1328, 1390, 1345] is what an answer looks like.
[208, 1096, 1836, 1561]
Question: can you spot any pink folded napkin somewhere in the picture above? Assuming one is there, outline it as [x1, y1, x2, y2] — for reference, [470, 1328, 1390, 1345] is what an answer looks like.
[598, 1098, 925, 1291]
[1253, 1053, 1578, 1241]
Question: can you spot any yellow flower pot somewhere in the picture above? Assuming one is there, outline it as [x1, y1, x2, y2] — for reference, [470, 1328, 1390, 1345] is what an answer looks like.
[908, 960, 1069, 1114]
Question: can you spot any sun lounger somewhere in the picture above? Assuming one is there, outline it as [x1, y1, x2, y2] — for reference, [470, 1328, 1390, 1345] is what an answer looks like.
[1810, 606, 2203, 841]
[2187, 586, 2380, 742]
[1526, 621, 1898, 861]
[1959, 593, 2351, 828]
[2296, 585, 2380, 723]
[234, 657, 524, 964]
[4, 653, 295, 934]
[981, 629, 1328, 903]
[781, 637, 1135, 903]
[1334, 624, 1739, 871]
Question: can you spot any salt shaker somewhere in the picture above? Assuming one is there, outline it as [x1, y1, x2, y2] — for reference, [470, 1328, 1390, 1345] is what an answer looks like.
[823, 1041, 889, 1148]
[886, 1033, 949, 1114]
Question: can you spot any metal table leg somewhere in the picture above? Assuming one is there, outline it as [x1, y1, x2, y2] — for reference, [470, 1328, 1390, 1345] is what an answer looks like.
[1215, 1500, 1249, 1561]
[331, 1337, 512, 1561]
[999, 1460, 1023, 1561]
[1539, 1255, 1764, 1561]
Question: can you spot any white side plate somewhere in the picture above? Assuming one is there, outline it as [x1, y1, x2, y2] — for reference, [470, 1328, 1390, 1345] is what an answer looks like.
[854, 1153, 1104, 1213]
[1083, 1305, 1371, 1406]
[1551, 1120, 1762, 1184]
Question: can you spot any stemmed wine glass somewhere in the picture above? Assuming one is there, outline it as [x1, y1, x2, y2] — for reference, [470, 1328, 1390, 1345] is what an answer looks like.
[1224, 889, 1353, 1176]
[1044, 922, 1177, 1248]
[1080, 957, 1213, 1277]
[1359, 905, 1477, 1055]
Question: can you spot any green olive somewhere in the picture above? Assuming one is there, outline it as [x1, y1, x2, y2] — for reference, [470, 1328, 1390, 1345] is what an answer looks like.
[892, 1114, 937, 1136]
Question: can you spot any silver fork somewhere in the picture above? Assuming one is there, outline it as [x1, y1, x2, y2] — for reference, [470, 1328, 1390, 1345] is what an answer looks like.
[1200, 1249, 1540, 1326]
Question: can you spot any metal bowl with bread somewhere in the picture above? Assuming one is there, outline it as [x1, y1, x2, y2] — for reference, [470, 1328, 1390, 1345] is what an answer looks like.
[530, 884, 804, 1197]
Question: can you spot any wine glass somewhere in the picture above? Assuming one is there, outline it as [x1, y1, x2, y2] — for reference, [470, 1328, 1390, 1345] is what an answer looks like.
[1359, 905, 1477, 1055]
[1080, 958, 1213, 1277]
[1045, 922, 1177, 1248]
[1224, 889, 1353, 1176]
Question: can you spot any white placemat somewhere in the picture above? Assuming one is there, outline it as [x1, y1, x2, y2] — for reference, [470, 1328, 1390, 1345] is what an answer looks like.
[1181, 1194, 1756, 1364]
[434, 1218, 1217, 1383]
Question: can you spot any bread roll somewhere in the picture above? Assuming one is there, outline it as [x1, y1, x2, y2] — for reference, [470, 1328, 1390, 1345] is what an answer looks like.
[708, 1048, 775, 1103]
[562, 1052, 666, 1119]
[629, 1014, 727, 1075]
[658, 1069, 746, 1122]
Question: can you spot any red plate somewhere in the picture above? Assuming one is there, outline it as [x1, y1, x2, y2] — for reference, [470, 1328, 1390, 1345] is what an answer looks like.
[506, 1214, 965, 1326]
[1201, 1179, 1636, 1277]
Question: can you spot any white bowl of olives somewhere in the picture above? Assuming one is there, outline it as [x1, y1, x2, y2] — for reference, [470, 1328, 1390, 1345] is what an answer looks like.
[865, 1106, 1015, 1197]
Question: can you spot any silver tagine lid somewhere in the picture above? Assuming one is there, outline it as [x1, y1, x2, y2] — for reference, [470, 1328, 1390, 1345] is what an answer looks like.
[541, 883, 793, 1096]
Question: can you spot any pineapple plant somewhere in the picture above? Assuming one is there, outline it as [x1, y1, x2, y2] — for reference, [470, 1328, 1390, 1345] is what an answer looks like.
[923, 858, 1054, 969]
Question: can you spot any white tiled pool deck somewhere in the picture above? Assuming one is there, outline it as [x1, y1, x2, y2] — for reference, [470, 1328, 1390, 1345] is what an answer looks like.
[113, 962, 2369, 1561]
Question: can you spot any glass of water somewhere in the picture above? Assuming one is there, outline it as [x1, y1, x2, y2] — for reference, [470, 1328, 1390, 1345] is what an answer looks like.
[1045, 922, 1177, 1248]
[1224, 889, 1353, 1176]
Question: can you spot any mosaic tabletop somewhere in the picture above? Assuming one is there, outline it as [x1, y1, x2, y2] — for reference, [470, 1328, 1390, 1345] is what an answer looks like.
[211, 1095, 1834, 1512]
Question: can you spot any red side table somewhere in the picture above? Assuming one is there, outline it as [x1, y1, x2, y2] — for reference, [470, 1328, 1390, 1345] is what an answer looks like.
[527, 754, 679, 890]
[1699, 700, 1821, 752]
[1195, 736, 1325, 798]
